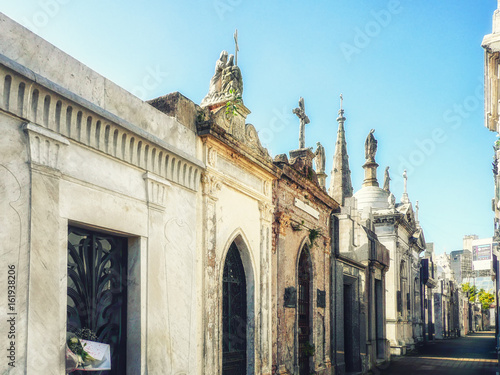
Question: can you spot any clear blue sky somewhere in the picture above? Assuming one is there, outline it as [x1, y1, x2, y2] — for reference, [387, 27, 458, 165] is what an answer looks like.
[1, 0, 498, 254]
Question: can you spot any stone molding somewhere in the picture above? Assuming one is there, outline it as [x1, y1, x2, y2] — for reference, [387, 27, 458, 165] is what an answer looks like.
[207, 146, 218, 167]
[143, 172, 171, 210]
[23, 122, 69, 171]
[1, 63, 203, 192]
[258, 201, 274, 222]
[201, 172, 222, 200]
[275, 212, 291, 236]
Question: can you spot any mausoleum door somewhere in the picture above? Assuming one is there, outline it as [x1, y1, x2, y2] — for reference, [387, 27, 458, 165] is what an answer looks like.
[67, 226, 128, 375]
[222, 243, 247, 374]
[298, 248, 312, 375]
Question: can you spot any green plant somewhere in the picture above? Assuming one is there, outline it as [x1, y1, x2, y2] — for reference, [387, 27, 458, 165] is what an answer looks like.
[196, 111, 206, 123]
[461, 282, 479, 303]
[478, 290, 495, 311]
[308, 228, 322, 247]
[291, 220, 305, 231]
[462, 283, 495, 311]
[306, 166, 315, 181]
[302, 341, 315, 357]
[225, 89, 242, 117]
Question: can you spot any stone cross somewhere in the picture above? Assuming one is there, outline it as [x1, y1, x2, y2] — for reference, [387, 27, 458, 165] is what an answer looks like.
[403, 169, 407, 194]
[234, 29, 239, 66]
[293, 97, 310, 149]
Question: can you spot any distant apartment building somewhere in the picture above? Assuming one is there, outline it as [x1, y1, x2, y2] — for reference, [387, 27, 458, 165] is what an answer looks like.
[465, 237, 498, 293]
[450, 249, 472, 284]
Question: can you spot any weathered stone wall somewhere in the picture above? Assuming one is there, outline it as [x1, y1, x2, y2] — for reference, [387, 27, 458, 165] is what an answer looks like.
[0, 15, 204, 374]
[272, 162, 335, 375]
[0, 13, 198, 157]
[195, 117, 276, 374]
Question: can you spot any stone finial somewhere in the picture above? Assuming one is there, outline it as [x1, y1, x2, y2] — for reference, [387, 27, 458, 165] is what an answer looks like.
[401, 169, 410, 204]
[314, 141, 327, 190]
[293, 97, 310, 149]
[415, 200, 420, 224]
[388, 192, 396, 208]
[314, 142, 325, 174]
[383, 166, 391, 192]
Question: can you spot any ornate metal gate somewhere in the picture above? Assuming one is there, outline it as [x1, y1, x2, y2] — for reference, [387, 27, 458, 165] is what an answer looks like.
[222, 243, 247, 374]
[67, 227, 127, 375]
[298, 249, 311, 375]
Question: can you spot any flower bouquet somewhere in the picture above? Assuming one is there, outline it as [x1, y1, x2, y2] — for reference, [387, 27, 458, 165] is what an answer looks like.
[66, 330, 111, 373]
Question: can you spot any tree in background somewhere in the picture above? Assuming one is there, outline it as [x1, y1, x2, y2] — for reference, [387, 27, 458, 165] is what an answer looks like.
[478, 290, 495, 311]
[461, 282, 479, 303]
[462, 283, 495, 310]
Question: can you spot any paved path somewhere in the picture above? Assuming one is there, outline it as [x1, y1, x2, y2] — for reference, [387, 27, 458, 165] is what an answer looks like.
[376, 331, 498, 375]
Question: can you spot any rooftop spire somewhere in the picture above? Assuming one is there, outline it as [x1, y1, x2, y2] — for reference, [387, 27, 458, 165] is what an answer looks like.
[329, 94, 353, 205]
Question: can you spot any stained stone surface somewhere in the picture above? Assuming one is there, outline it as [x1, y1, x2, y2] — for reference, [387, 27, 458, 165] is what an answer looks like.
[0, 12, 204, 375]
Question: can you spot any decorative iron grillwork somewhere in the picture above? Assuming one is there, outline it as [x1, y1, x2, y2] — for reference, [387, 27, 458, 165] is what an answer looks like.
[222, 243, 247, 374]
[67, 227, 127, 375]
[298, 248, 311, 375]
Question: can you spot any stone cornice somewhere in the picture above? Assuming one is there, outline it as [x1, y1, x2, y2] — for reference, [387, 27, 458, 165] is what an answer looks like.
[0, 57, 204, 192]
[198, 121, 280, 179]
[143, 172, 171, 211]
[277, 163, 339, 211]
[24, 122, 69, 171]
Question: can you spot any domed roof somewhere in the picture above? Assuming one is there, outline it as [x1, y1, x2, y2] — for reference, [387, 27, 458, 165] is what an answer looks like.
[354, 185, 390, 211]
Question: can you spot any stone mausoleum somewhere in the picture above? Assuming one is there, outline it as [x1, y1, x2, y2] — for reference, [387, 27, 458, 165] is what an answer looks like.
[0, 11, 414, 375]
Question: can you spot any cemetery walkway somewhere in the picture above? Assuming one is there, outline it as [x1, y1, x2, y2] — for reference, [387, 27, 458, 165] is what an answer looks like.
[375, 331, 498, 375]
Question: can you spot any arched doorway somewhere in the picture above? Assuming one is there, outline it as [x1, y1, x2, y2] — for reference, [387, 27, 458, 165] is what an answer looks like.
[222, 242, 247, 374]
[298, 247, 312, 375]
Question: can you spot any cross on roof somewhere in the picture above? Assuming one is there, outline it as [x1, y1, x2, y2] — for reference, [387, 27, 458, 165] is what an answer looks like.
[293, 97, 310, 149]
[234, 29, 239, 66]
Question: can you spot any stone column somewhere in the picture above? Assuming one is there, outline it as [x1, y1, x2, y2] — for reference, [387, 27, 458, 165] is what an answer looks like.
[362, 161, 379, 187]
[323, 238, 332, 370]
[316, 172, 327, 190]
[259, 201, 274, 374]
[143, 172, 171, 374]
[201, 172, 221, 374]
[23, 123, 69, 375]
[275, 211, 290, 374]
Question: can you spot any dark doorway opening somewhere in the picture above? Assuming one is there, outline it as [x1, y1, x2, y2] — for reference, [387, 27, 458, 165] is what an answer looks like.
[67, 226, 128, 375]
[344, 283, 354, 372]
[222, 243, 247, 375]
[375, 279, 385, 359]
[298, 248, 312, 375]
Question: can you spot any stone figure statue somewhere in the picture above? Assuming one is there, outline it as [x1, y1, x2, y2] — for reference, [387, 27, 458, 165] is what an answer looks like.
[365, 129, 377, 162]
[201, 50, 243, 107]
[293, 97, 310, 149]
[314, 142, 325, 174]
[383, 166, 391, 191]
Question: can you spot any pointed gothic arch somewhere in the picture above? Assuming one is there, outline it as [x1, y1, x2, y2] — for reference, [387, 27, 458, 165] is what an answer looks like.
[220, 230, 255, 375]
[296, 243, 313, 375]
